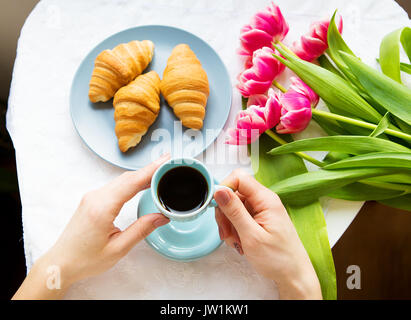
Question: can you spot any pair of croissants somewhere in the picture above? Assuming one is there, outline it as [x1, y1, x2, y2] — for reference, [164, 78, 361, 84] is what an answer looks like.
[88, 40, 209, 152]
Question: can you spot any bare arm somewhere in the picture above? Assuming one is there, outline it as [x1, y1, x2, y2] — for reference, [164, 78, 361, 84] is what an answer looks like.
[13, 154, 170, 300]
[214, 169, 322, 300]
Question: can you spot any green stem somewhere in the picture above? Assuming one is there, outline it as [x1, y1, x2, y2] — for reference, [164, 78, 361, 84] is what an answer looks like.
[265, 129, 325, 167]
[270, 42, 295, 93]
[277, 41, 298, 57]
[272, 80, 287, 93]
[312, 109, 411, 142]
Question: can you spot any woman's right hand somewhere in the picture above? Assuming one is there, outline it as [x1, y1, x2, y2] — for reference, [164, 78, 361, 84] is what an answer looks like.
[214, 169, 322, 300]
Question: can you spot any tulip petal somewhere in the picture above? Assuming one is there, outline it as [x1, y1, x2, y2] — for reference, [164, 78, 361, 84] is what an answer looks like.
[237, 2, 289, 67]
[247, 94, 268, 108]
[264, 90, 282, 129]
[288, 77, 319, 108]
[240, 29, 273, 54]
[292, 15, 344, 62]
[275, 87, 313, 134]
[277, 107, 312, 134]
[237, 47, 285, 97]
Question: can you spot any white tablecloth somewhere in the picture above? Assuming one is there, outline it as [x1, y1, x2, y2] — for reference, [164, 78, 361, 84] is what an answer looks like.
[7, 0, 410, 299]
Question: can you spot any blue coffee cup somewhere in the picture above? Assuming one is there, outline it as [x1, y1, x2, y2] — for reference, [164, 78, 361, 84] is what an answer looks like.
[151, 158, 230, 222]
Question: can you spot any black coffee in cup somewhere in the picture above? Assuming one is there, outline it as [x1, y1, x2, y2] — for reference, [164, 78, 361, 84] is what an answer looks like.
[157, 166, 208, 214]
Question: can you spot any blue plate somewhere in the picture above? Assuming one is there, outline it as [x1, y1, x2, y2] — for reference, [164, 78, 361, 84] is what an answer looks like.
[70, 25, 232, 170]
[137, 178, 222, 261]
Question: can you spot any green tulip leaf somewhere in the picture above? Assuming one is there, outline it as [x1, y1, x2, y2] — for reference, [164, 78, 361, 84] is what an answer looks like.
[252, 133, 336, 300]
[273, 44, 382, 124]
[340, 51, 411, 125]
[379, 194, 411, 211]
[327, 11, 354, 58]
[326, 11, 359, 84]
[269, 167, 409, 206]
[312, 112, 350, 136]
[377, 60, 411, 75]
[366, 173, 411, 184]
[400, 62, 411, 75]
[323, 152, 351, 164]
[379, 27, 411, 83]
[324, 152, 411, 170]
[323, 103, 379, 136]
[268, 136, 410, 156]
[318, 54, 342, 76]
[401, 27, 411, 61]
[380, 28, 406, 83]
[328, 182, 406, 201]
[370, 112, 390, 137]
[377, 60, 411, 76]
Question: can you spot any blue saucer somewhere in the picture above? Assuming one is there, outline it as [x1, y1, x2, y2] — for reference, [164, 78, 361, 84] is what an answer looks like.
[137, 184, 222, 261]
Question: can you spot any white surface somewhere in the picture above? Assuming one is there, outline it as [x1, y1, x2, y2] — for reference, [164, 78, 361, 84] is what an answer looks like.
[6, 0, 410, 299]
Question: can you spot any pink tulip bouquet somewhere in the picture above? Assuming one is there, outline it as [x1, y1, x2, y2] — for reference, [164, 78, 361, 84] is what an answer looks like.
[229, 1, 411, 300]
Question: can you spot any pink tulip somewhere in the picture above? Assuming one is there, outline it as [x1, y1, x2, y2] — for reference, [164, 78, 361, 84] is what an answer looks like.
[276, 91, 313, 134]
[226, 106, 267, 145]
[226, 89, 282, 145]
[293, 15, 343, 62]
[244, 105, 268, 130]
[287, 77, 319, 108]
[238, 2, 289, 68]
[237, 47, 285, 97]
[226, 128, 261, 145]
[275, 77, 318, 134]
[238, 24, 271, 68]
[264, 89, 282, 129]
[247, 90, 283, 130]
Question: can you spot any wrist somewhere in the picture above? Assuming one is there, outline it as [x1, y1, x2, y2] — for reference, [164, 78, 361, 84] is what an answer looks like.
[12, 250, 75, 300]
[34, 248, 76, 293]
[276, 268, 322, 300]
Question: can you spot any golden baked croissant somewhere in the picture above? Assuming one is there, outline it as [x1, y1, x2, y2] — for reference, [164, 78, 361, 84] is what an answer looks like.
[161, 44, 209, 130]
[89, 40, 154, 103]
[113, 71, 161, 152]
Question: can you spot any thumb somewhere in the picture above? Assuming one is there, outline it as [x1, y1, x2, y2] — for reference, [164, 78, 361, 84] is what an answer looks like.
[113, 213, 169, 253]
[214, 188, 258, 237]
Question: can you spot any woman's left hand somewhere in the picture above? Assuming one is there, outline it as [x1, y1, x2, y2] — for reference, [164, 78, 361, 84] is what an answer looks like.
[13, 154, 170, 299]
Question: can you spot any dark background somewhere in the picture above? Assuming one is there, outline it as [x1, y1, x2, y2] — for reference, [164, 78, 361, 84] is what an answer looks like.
[1, 0, 410, 300]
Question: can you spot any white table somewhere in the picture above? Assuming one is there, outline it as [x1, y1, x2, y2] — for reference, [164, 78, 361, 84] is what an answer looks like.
[7, 0, 410, 299]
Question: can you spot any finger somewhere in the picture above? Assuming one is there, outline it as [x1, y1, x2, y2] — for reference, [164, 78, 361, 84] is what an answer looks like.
[226, 224, 244, 255]
[222, 169, 282, 213]
[111, 213, 169, 253]
[243, 199, 256, 216]
[100, 153, 170, 213]
[235, 191, 246, 203]
[236, 191, 255, 216]
[215, 207, 233, 240]
[215, 207, 243, 253]
[214, 188, 259, 238]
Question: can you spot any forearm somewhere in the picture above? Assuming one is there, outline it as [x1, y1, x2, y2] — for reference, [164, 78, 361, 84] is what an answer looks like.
[12, 252, 73, 300]
[276, 266, 322, 300]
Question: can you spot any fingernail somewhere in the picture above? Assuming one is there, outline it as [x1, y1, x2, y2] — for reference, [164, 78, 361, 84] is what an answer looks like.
[218, 227, 225, 240]
[215, 189, 230, 206]
[234, 242, 243, 255]
[153, 216, 169, 228]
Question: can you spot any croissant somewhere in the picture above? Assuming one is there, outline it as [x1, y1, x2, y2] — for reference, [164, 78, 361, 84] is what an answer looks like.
[161, 44, 209, 130]
[89, 40, 154, 103]
[113, 71, 161, 152]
